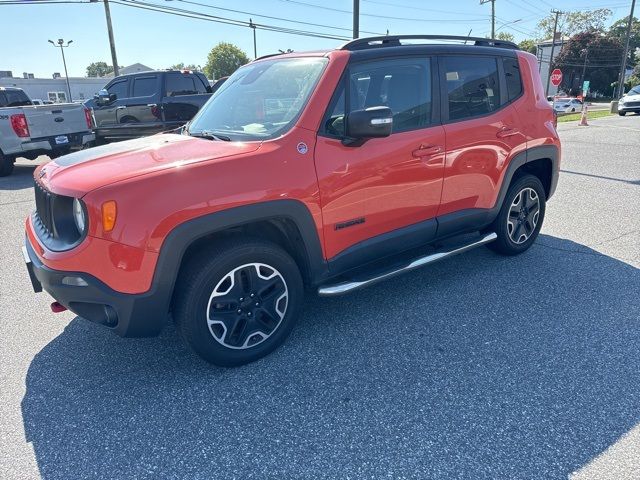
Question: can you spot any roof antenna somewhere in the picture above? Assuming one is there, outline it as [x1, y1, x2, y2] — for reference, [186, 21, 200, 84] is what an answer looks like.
[464, 29, 472, 44]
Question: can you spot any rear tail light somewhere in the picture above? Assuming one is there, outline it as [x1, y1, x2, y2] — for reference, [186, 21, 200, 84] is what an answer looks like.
[84, 107, 93, 129]
[10, 113, 30, 138]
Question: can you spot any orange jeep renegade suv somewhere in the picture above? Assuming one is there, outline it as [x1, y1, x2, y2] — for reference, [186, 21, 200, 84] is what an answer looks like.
[24, 36, 560, 366]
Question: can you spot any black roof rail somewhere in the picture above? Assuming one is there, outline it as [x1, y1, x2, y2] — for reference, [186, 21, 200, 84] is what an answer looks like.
[340, 35, 519, 51]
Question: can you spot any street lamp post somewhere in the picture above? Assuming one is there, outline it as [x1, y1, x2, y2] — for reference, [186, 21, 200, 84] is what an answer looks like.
[48, 39, 73, 102]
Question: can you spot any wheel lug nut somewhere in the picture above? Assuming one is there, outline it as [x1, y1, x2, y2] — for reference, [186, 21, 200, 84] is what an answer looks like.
[250, 293, 255, 297]
[237, 309, 242, 314]
[248, 312, 252, 316]
[239, 297, 244, 301]
[255, 302, 259, 306]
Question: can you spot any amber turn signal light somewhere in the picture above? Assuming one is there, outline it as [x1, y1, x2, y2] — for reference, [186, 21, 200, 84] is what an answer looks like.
[101, 201, 117, 232]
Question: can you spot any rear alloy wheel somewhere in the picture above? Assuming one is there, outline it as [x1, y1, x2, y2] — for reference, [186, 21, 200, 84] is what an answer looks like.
[173, 239, 303, 366]
[506, 187, 540, 245]
[619, 111, 627, 116]
[487, 174, 546, 256]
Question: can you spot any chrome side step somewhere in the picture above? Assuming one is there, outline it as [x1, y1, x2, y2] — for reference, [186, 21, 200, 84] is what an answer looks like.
[318, 232, 497, 297]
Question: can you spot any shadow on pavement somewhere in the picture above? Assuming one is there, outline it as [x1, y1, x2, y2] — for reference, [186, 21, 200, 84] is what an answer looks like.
[21, 235, 640, 479]
[0, 163, 38, 191]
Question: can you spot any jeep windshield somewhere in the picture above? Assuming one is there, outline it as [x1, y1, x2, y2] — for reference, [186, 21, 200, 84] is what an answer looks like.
[187, 57, 328, 141]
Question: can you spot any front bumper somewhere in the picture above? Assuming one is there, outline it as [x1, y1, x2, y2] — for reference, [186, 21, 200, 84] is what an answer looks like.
[23, 239, 166, 337]
[619, 103, 640, 113]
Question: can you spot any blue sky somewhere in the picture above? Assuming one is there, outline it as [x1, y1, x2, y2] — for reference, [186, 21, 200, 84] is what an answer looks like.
[0, 0, 634, 77]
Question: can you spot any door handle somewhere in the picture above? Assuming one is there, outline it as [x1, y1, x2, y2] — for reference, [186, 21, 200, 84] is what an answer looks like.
[116, 106, 127, 110]
[146, 103, 157, 107]
[496, 127, 519, 138]
[412, 145, 442, 158]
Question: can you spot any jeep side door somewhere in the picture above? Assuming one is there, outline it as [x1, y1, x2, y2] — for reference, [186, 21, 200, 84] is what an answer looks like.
[437, 54, 527, 235]
[315, 56, 446, 271]
[119, 74, 163, 132]
[92, 77, 129, 129]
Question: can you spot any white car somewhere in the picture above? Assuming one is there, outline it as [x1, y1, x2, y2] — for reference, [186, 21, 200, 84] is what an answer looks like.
[553, 98, 583, 113]
[618, 85, 640, 116]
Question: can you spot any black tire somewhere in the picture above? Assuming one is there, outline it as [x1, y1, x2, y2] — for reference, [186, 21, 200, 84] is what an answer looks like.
[173, 238, 304, 367]
[486, 174, 546, 256]
[618, 111, 627, 116]
[0, 152, 15, 177]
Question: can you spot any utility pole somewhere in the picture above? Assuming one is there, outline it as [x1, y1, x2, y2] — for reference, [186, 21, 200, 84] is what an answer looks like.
[480, 0, 495, 38]
[580, 47, 589, 88]
[48, 39, 73, 102]
[102, 0, 119, 76]
[616, 0, 636, 98]
[250, 18, 257, 59]
[545, 9, 564, 97]
[353, 0, 359, 39]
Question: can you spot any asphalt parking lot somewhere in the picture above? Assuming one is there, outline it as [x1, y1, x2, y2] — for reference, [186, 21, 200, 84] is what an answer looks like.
[1, 115, 639, 479]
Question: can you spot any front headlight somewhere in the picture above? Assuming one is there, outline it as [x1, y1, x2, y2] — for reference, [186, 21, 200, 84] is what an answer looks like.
[619, 97, 625, 104]
[73, 198, 86, 234]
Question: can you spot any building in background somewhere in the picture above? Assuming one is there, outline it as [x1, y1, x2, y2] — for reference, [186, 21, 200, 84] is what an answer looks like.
[536, 36, 569, 96]
[0, 63, 155, 103]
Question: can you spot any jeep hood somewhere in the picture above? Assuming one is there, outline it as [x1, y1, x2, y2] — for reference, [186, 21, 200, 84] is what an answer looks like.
[36, 134, 261, 197]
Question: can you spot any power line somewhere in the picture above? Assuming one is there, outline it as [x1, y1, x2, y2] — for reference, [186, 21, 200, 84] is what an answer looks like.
[111, 0, 352, 41]
[171, 0, 383, 36]
[361, 0, 490, 18]
[276, 0, 491, 23]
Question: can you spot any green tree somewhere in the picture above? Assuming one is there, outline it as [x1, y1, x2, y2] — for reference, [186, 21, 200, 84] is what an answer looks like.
[203, 42, 250, 79]
[537, 9, 612, 40]
[608, 16, 640, 67]
[518, 39, 537, 54]
[496, 32, 515, 43]
[168, 62, 202, 72]
[86, 61, 114, 77]
[552, 31, 623, 95]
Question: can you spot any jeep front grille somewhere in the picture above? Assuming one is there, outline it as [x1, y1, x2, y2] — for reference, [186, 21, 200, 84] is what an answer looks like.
[34, 180, 55, 237]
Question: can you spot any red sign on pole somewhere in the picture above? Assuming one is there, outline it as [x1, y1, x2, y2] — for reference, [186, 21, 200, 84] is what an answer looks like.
[551, 69, 563, 87]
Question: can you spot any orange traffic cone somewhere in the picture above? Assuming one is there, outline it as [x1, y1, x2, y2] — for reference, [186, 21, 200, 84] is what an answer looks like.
[578, 105, 589, 126]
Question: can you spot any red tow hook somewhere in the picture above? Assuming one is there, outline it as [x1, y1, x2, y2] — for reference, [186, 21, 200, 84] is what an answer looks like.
[50, 302, 67, 313]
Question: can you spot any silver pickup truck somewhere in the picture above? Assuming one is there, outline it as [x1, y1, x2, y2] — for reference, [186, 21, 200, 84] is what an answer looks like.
[0, 87, 95, 176]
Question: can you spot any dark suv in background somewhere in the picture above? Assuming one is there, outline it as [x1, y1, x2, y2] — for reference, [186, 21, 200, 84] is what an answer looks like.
[84, 70, 214, 143]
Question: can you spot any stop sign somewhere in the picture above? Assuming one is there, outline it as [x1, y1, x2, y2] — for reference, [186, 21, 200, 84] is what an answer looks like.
[551, 69, 563, 87]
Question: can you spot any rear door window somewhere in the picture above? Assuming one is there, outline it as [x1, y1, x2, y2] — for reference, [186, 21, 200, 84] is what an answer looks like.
[165, 73, 198, 96]
[132, 76, 157, 98]
[442, 56, 501, 121]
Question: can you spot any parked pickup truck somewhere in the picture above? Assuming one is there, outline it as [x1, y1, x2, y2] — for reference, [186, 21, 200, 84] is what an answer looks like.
[84, 70, 213, 144]
[0, 87, 95, 176]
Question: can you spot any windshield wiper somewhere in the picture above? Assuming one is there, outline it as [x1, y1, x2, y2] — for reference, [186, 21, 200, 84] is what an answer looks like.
[189, 129, 231, 141]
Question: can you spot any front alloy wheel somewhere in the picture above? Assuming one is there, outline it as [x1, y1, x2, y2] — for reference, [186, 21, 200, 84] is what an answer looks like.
[173, 238, 303, 366]
[207, 263, 288, 349]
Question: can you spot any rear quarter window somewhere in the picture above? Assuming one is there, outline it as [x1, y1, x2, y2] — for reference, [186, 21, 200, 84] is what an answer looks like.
[503, 57, 523, 102]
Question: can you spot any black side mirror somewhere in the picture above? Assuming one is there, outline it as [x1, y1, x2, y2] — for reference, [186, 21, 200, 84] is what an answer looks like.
[344, 106, 393, 146]
[96, 89, 116, 105]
